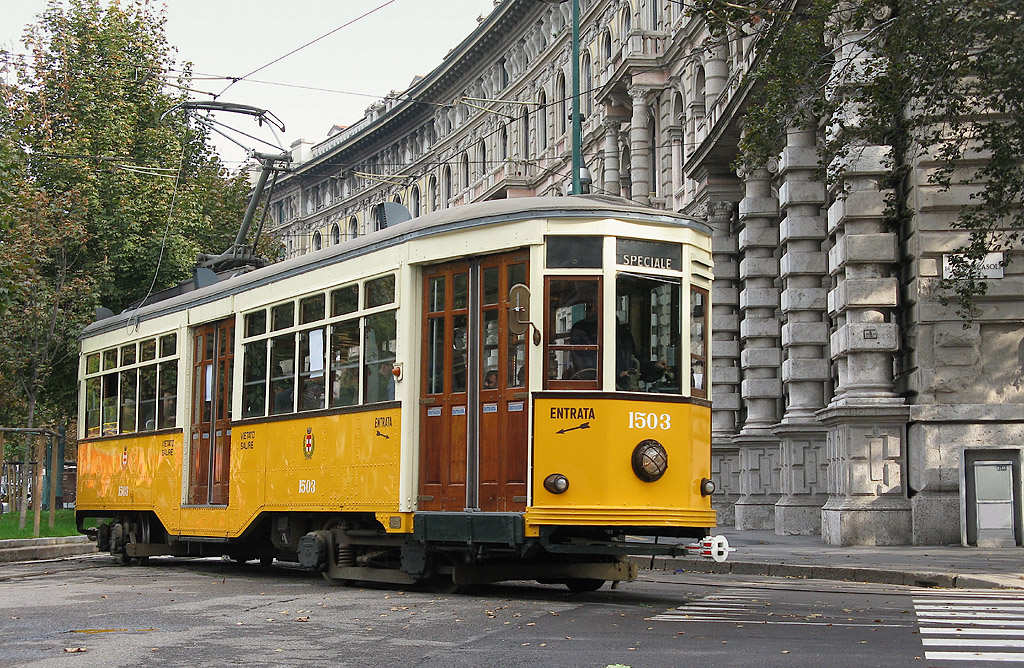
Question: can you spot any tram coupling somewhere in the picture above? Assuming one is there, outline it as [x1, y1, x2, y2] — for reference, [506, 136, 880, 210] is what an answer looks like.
[683, 535, 735, 563]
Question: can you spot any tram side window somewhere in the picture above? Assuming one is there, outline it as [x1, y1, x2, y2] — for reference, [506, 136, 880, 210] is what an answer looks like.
[298, 327, 327, 411]
[364, 310, 397, 403]
[158, 361, 178, 428]
[690, 287, 708, 398]
[139, 365, 157, 429]
[545, 278, 601, 388]
[270, 334, 296, 415]
[119, 369, 138, 434]
[615, 274, 681, 393]
[330, 320, 360, 407]
[85, 377, 102, 438]
[242, 341, 268, 418]
[101, 372, 118, 435]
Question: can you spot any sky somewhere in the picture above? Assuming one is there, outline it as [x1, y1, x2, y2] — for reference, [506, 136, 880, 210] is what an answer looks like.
[1, 0, 500, 166]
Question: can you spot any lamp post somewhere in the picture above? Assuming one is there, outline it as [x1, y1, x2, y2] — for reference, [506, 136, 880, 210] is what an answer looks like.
[541, 0, 583, 195]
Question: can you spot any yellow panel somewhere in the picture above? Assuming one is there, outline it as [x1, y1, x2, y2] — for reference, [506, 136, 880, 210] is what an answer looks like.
[78, 406, 402, 539]
[527, 397, 715, 531]
[76, 432, 183, 534]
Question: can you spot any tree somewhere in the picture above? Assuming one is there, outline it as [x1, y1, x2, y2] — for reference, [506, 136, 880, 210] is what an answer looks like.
[0, 0, 249, 433]
[693, 0, 1024, 320]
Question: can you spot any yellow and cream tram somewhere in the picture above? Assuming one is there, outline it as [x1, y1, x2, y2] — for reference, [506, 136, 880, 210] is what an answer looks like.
[76, 195, 722, 590]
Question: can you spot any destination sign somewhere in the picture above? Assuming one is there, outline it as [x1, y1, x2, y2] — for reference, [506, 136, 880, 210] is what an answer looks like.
[616, 239, 682, 270]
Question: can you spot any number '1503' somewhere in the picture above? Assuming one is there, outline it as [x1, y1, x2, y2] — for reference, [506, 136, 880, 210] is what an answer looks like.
[628, 412, 671, 430]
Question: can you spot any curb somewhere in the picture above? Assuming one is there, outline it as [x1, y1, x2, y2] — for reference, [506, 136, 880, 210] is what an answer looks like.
[0, 535, 97, 563]
[634, 556, 1024, 590]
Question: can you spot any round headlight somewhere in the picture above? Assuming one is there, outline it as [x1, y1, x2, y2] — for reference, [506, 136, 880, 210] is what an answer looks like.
[543, 473, 570, 494]
[631, 439, 668, 482]
[700, 477, 716, 496]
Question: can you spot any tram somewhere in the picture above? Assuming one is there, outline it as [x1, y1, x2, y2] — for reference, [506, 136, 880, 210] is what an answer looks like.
[76, 195, 727, 590]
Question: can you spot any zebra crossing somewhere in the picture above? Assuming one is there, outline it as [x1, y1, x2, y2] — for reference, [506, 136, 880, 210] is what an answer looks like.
[913, 588, 1024, 663]
[649, 588, 905, 627]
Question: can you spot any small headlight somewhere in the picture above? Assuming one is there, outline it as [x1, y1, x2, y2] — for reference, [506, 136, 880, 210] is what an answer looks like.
[543, 473, 570, 494]
[700, 477, 716, 496]
[631, 439, 668, 482]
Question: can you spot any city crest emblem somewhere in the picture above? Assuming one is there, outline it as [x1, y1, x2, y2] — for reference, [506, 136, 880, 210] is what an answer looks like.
[121, 446, 128, 469]
[303, 428, 314, 459]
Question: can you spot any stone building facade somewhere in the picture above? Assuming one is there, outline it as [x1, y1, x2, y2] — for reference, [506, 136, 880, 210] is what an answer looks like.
[265, 0, 1024, 546]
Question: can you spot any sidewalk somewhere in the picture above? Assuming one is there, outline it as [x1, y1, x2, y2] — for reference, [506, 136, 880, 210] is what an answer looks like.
[0, 535, 97, 563]
[645, 528, 1024, 590]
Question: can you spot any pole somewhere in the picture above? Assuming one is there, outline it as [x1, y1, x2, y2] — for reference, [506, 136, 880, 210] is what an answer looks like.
[56, 425, 65, 508]
[48, 432, 58, 528]
[0, 430, 5, 530]
[570, 0, 582, 195]
[33, 434, 43, 537]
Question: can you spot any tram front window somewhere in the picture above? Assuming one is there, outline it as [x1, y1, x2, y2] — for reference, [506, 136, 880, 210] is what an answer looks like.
[615, 274, 682, 394]
[545, 278, 601, 388]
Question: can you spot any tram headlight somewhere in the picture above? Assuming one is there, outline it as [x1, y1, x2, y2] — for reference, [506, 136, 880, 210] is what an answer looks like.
[631, 439, 668, 482]
[543, 473, 570, 494]
[700, 477, 716, 496]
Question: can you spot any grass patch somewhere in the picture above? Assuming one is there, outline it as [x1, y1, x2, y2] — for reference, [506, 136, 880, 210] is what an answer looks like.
[0, 508, 83, 540]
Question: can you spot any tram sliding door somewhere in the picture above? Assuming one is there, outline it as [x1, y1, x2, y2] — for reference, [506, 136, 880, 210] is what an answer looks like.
[188, 317, 234, 506]
[419, 252, 529, 512]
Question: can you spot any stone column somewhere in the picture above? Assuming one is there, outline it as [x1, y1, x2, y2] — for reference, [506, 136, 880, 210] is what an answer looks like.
[703, 39, 729, 106]
[628, 87, 651, 205]
[818, 6, 911, 546]
[709, 200, 742, 526]
[733, 165, 782, 530]
[773, 124, 829, 535]
[602, 119, 621, 198]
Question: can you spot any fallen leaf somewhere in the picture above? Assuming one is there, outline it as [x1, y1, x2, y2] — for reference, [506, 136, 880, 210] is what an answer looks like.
[294, 617, 309, 622]
[64, 648, 87, 653]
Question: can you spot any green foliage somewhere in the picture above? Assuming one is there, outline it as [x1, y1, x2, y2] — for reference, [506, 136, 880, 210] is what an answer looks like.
[693, 0, 1024, 320]
[0, 509, 84, 539]
[0, 0, 249, 429]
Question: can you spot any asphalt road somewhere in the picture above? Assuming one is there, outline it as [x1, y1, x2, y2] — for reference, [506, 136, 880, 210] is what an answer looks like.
[2, 555, 1023, 667]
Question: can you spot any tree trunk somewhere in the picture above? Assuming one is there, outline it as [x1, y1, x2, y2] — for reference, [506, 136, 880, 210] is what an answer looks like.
[33, 434, 43, 537]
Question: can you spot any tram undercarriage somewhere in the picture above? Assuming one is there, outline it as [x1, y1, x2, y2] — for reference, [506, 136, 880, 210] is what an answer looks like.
[80, 510, 726, 591]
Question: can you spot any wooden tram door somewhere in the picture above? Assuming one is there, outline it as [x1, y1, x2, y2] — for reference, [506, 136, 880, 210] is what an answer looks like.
[419, 252, 529, 512]
[189, 318, 234, 505]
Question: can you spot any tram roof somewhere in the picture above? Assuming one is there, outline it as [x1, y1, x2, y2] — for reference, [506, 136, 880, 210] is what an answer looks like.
[82, 195, 710, 339]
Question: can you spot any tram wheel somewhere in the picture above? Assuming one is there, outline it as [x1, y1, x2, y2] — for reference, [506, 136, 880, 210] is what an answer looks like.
[426, 573, 465, 595]
[564, 578, 605, 593]
[259, 555, 275, 567]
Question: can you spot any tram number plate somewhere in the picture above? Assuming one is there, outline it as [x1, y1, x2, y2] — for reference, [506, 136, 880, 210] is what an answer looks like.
[628, 411, 672, 430]
[118, 486, 129, 497]
[298, 479, 317, 494]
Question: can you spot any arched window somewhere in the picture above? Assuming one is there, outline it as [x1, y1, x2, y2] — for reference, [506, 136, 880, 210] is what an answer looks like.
[330, 223, 341, 246]
[311, 230, 322, 252]
[602, 29, 612, 62]
[499, 125, 509, 161]
[410, 185, 421, 217]
[622, 7, 631, 36]
[393, 194, 402, 205]
[442, 164, 452, 206]
[581, 53, 592, 118]
[462, 152, 470, 189]
[648, 107, 660, 197]
[428, 175, 438, 211]
[477, 139, 487, 177]
[373, 203, 387, 231]
[649, 0, 659, 30]
[348, 216, 358, 240]
[555, 72, 566, 136]
[537, 91, 548, 151]
[521, 107, 531, 158]
[695, 66, 707, 109]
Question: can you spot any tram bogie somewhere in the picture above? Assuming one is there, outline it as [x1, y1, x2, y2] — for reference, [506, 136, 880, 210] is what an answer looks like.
[76, 196, 725, 590]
